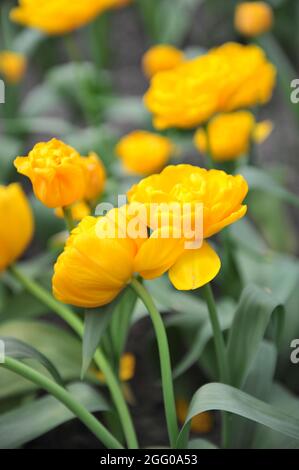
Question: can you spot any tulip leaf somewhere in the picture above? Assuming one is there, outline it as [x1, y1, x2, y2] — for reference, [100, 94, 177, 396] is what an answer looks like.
[176, 383, 299, 448]
[82, 290, 134, 379]
[0, 382, 109, 449]
[188, 438, 218, 449]
[0, 336, 63, 386]
[227, 284, 284, 388]
[240, 166, 299, 208]
[0, 321, 83, 400]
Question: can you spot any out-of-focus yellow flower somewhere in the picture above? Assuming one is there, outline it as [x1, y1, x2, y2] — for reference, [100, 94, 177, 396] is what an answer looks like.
[14, 139, 86, 209]
[11, 0, 132, 35]
[176, 398, 213, 434]
[144, 42, 276, 130]
[80, 152, 106, 202]
[116, 130, 173, 175]
[0, 51, 26, 84]
[55, 201, 91, 222]
[235, 2, 273, 37]
[0, 184, 34, 272]
[128, 164, 248, 290]
[142, 44, 185, 79]
[53, 207, 184, 307]
[96, 353, 136, 383]
[252, 119, 273, 143]
[194, 111, 273, 162]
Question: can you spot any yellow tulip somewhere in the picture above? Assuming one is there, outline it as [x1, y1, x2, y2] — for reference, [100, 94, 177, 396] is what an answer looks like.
[52, 207, 184, 308]
[55, 201, 91, 222]
[0, 51, 26, 84]
[14, 139, 87, 209]
[0, 184, 34, 272]
[11, 0, 132, 35]
[194, 111, 273, 162]
[80, 152, 106, 202]
[235, 2, 273, 37]
[176, 398, 213, 434]
[128, 164, 248, 290]
[144, 42, 276, 130]
[142, 44, 185, 79]
[116, 130, 173, 175]
[96, 353, 136, 383]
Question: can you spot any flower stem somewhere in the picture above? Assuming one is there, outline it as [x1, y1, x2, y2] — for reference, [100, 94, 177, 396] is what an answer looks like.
[63, 206, 76, 232]
[202, 282, 230, 448]
[2, 356, 123, 449]
[8, 264, 139, 449]
[130, 278, 179, 448]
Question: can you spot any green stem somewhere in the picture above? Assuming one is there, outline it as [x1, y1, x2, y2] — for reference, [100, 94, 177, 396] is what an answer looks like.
[8, 264, 139, 449]
[89, 13, 111, 69]
[202, 283, 230, 448]
[2, 356, 123, 449]
[63, 206, 76, 232]
[130, 278, 179, 448]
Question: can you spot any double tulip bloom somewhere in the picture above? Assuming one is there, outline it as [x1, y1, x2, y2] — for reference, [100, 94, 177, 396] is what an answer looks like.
[11, 0, 132, 35]
[52, 164, 248, 308]
[14, 139, 106, 209]
[116, 130, 173, 175]
[194, 111, 273, 162]
[0, 51, 27, 84]
[142, 45, 185, 79]
[144, 42, 276, 130]
[0, 184, 33, 272]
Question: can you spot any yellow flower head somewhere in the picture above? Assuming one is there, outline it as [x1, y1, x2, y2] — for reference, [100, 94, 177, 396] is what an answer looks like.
[142, 44, 185, 79]
[52, 206, 185, 308]
[14, 138, 86, 209]
[11, 0, 132, 35]
[96, 353, 136, 383]
[235, 2, 273, 37]
[55, 201, 91, 222]
[116, 130, 173, 175]
[176, 398, 213, 434]
[0, 184, 34, 272]
[144, 42, 276, 130]
[0, 51, 27, 84]
[194, 111, 273, 162]
[80, 152, 106, 202]
[128, 164, 248, 290]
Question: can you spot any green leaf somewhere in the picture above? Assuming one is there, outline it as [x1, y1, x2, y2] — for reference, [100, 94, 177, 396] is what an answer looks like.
[82, 295, 124, 378]
[188, 438, 218, 449]
[0, 136, 22, 183]
[227, 284, 284, 388]
[0, 321, 84, 399]
[177, 383, 299, 448]
[0, 337, 63, 385]
[12, 29, 45, 55]
[0, 382, 109, 449]
[240, 166, 299, 208]
[172, 300, 234, 378]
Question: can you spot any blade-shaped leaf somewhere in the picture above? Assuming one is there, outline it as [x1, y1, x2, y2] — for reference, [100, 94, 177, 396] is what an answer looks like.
[0, 337, 63, 385]
[0, 383, 109, 449]
[240, 166, 299, 208]
[82, 301, 117, 379]
[177, 383, 299, 448]
[226, 284, 284, 388]
[188, 438, 218, 449]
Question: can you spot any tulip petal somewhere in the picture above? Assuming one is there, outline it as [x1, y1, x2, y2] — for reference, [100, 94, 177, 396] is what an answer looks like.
[169, 241, 221, 290]
[134, 227, 184, 280]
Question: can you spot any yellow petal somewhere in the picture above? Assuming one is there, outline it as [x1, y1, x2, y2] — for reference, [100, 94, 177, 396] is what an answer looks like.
[252, 120, 273, 144]
[134, 227, 184, 280]
[169, 241, 221, 290]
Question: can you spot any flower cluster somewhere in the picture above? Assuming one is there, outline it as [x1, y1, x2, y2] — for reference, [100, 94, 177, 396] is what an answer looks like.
[144, 42, 276, 130]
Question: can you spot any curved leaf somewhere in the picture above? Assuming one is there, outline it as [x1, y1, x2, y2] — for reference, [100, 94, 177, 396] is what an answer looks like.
[177, 383, 299, 448]
[0, 383, 109, 449]
[227, 284, 284, 388]
[0, 336, 63, 385]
